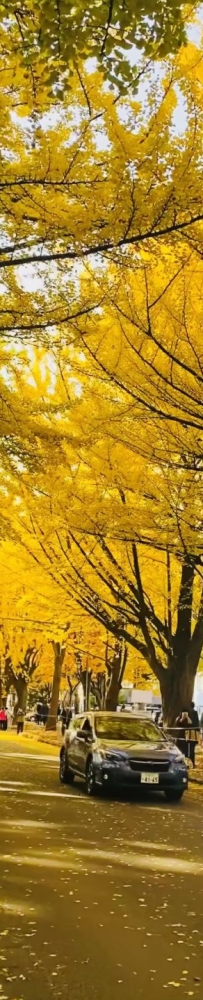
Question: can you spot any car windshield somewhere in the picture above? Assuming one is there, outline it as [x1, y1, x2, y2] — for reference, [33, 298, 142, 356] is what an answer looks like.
[95, 716, 164, 742]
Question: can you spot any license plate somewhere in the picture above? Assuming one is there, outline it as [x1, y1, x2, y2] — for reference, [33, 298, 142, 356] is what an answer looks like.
[141, 773, 159, 784]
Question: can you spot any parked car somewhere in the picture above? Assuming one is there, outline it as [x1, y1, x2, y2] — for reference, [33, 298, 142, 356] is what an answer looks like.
[25, 711, 37, 723]
[59, 711, 188, 801]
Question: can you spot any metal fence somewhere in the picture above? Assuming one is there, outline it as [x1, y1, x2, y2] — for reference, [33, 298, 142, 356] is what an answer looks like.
[163, 726, 203, 762]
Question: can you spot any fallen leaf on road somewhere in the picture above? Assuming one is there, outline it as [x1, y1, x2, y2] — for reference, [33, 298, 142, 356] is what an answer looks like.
[168, 983, 180, 988]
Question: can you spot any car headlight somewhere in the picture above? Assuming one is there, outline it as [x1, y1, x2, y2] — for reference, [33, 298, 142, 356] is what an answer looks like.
[170, 755, 187, 770]
[106, 751, 122, 760]
[96, 750, 123, 765]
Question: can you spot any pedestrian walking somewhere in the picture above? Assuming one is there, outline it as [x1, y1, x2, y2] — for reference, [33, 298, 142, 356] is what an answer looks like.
[175, 709, 192, 759]
[43, 703, 49, 725]
[66, 706, 72, 729]
[36, 702, 42, 725]
[61, 706, 67, 736]
[188, 701, 200, 767]
[0, 707, 7, 731]
[190, 700, 199, 729]
[16, 708, 25, 734]
[155, 709, 163, 727]
[61, 705, 72, 735]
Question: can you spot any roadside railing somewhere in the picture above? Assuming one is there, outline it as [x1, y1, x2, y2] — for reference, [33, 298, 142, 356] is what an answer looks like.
[163, 726, 203, 761]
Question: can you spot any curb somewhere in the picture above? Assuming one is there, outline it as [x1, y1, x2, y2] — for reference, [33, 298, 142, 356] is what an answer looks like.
[189, 775, 203, 785]
[23, 732, 62, 748]
[22, 721, 62, 747]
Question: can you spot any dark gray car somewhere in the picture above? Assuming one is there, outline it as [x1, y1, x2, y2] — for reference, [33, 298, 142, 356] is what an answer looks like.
[59, 711, 188, 801]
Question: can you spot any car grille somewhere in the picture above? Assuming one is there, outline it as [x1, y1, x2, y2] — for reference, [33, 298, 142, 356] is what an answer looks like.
[129, 759, 170, 773]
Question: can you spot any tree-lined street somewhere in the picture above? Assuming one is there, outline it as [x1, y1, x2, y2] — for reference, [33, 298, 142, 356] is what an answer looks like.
[0, 736, 202, 1000]
[0, 3, 203, 998]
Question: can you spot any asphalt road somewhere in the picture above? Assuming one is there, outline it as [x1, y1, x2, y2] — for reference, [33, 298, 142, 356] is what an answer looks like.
[0, 735, 203, 1000]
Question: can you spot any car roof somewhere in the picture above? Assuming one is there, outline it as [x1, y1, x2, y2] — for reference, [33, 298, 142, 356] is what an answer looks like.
[74, 711, 152, 720]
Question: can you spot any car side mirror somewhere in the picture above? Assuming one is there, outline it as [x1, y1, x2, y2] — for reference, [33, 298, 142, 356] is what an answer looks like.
[77, 730, 93, 742]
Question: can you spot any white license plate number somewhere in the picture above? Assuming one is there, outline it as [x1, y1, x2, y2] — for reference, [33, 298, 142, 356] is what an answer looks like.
[141, 772, 159, 784]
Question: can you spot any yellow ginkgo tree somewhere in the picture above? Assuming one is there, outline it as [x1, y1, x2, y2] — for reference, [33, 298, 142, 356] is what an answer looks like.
[0, 21, 203, 728]
[0, 540, 70, 719]
[4, 266, 203, 726]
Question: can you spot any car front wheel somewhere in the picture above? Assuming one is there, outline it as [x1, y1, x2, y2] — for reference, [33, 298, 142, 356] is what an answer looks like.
[59, 749, 74, 785]
[165, 788, 184, 803]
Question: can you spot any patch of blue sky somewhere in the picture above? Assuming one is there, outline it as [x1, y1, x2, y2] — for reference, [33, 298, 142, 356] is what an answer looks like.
[187, 3, 203, 43]
[117, 51, 188, 138]
[17, 262, 46, 294]
[172, 85, 187, 136]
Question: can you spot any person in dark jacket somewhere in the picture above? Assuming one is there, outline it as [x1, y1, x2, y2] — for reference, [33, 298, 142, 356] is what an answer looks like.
[188, 702, 200, 767]
[190, 701, 199, 729]
[36, 702, 42, 725]
[66, 707, 73, 726]
[175, 709, 192, 759]
[44, 703, 49, 724]
[16, 708, 25, 734]
[61, 706, 67, 736]
[61, 705, 73, 735]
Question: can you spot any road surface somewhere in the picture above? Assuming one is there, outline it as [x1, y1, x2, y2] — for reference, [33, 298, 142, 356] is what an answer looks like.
[0, 734, 203, 1000]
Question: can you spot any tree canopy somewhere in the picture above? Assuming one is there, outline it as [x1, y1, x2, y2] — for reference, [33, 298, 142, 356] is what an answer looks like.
[0, 44, 203, 284]
[0, 1, 197, 95]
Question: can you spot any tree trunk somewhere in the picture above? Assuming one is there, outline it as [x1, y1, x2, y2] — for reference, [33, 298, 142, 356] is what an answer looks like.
[105, 656, 123, 711]
[13, 676, 28, 716]
[81, 670, 92, 710]
[105, 638, 128, 711]
[46, 642, 66, 731]
[91, 673, 107, 710]
[160, 664, 195, 727]
[99, 674, 107, 710]
[105, 674, 122, 711]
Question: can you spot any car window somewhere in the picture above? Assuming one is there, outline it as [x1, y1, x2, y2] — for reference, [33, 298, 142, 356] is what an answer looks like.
[95, 716, 164, 742]
[72, 717, 84, 731]
[68, 717, 84, 741]
[81, 717, 93, 735]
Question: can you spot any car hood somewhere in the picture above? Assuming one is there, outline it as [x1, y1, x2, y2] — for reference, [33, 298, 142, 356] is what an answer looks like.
[97, 739, 182, 761]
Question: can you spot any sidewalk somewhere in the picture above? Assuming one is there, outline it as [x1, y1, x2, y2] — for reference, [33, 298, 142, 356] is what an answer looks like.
[23, 721, 63, 748]
[1, 721, 62, 749]
[0, 729, 59, 756]
[188, 747, 203, 784]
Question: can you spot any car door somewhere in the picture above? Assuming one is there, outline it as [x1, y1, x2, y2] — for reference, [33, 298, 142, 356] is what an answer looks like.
[67, 717, 85, 773]
[76, 717, 94, 776]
